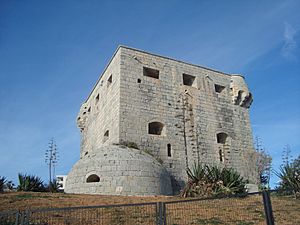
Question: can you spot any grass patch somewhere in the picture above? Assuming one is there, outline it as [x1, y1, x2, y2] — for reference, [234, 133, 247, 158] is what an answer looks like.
[235, 221, 255, 225]
[196, 217, 224, 224]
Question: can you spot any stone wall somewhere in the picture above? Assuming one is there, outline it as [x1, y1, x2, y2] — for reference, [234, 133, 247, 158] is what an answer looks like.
[76, 50, 121, 158]
[65, 145, 172, 195]
[118, 47, 256, 192]
[66, 46, 257, 195]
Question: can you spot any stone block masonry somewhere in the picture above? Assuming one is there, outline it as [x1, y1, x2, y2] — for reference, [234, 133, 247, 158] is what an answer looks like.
[65, 46, 258, 195]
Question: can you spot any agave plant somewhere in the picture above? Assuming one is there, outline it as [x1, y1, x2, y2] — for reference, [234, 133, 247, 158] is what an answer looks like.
[0, 176, 7, 192]
[17, 173, 45, 192]
[181, 164, 247, 198]
[47, 179, 62, 193]
[274, 160, 300, 198]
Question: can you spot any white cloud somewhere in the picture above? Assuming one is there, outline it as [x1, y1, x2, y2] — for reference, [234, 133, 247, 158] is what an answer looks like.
[281, 22, 298, 60]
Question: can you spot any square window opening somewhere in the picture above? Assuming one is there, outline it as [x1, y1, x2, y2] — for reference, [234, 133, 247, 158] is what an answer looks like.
[215, 84, 225, 93]
[143, 67, 159, 79]
[183, 73, 196, 86]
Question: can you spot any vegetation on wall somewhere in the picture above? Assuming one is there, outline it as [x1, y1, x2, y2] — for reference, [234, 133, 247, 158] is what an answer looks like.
[181, 164, 247, 198]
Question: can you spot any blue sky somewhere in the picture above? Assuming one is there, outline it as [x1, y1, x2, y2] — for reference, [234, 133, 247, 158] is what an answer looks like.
[0, 0, 299, 187]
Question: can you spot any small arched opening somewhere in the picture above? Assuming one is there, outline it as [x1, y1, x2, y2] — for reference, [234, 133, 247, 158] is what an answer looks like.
[86, 174, 100, 183]
[148, 122, 164, 135]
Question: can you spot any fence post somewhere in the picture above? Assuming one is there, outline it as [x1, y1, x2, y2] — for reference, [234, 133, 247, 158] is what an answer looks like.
[156, 202, 165, 225]
[14, 211, 19, 225]
[163, 202, 167, 225]
[262, 190, 275, 225]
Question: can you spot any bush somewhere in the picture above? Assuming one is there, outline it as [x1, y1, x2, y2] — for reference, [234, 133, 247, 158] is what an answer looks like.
[17, 173, 45, 192]
[274, 155, 300, 198]
[0, 176, 6, 192]
[181, 164, 247, 198]
[46, 179, 62, 193]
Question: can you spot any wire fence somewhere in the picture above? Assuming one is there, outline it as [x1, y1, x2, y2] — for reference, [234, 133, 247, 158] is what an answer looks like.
[0, 190, 299, 225]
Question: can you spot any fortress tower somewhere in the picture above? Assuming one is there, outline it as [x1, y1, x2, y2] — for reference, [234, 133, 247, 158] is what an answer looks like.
[65, 46, 257, 195]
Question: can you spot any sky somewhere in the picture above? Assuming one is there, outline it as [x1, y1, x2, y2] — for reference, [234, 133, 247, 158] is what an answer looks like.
[0, 0, 299, 188]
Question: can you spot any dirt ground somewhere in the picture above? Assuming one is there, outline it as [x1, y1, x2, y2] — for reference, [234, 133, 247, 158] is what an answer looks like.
[1, 192, 299, 225]
[0, 192, 176, 211]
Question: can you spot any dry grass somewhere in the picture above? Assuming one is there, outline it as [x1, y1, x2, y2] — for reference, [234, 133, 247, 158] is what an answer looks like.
[0, 192, 299, 225]
[0, 192, 175, 211]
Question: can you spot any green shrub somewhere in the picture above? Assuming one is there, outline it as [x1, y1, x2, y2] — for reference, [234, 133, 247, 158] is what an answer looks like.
[274, 155, 300, 198]
[181, 164, 247, 198]
[46, 179, 62, 193]
[119, 141, 139, 149]
[0, 176, 6, 192]
[17, 173, 45, 192]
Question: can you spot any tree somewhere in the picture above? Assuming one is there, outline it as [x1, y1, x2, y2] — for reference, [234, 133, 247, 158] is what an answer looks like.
[254, 136, 272, 189]
[45, 138, 59, 184]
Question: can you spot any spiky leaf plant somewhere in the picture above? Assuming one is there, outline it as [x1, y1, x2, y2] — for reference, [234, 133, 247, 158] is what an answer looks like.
[181, 164, 247, 198]
[17, 173, 45, 192]
[274, 157, 300, 198]
[0, 176, 7, 193]
[47, 179, 62, 193]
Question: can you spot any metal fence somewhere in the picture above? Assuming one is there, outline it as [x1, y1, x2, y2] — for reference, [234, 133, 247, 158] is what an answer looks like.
[1, 191, 299, 225]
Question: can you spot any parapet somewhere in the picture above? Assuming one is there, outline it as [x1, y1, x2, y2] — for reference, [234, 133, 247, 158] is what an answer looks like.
[230, 74, 253, 108]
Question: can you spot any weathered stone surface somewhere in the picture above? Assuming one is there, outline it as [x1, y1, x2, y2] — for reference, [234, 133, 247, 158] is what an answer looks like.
[65, 145, 172, 195]
[66, 46, 258, 195]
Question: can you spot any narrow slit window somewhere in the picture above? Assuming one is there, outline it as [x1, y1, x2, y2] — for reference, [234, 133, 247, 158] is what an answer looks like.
[86, 174, 100, 183]
[167, 144, 172, 157]
[95, 94, 99, 104]
[219, 149, 223, 162]
[143, 67, 159, 79]
[183, 74, 196, 86]
[215, 84, 225, 93]
[103, 130, 109, 143]
[107, 74, 112, 86]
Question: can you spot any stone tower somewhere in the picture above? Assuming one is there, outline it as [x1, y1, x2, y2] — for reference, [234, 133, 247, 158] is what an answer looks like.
[65, 46, 257, 195]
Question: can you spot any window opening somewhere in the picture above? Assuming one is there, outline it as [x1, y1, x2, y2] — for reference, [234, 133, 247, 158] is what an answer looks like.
[219, 149, 223, 162]
[143, 67, 159, 79]
[95, 94, 99, 104]
[137, 79, 141, 83]
[217, 132, 227, 144]
[215, 84, 225, 93]
[183, 73, 196, 86]
[107, 74, 112, 86]
[148, 122, 164, 135]
[86, 174, 100, 183]
[167, 144, 172, 157]
[103, 130, 109, 143]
